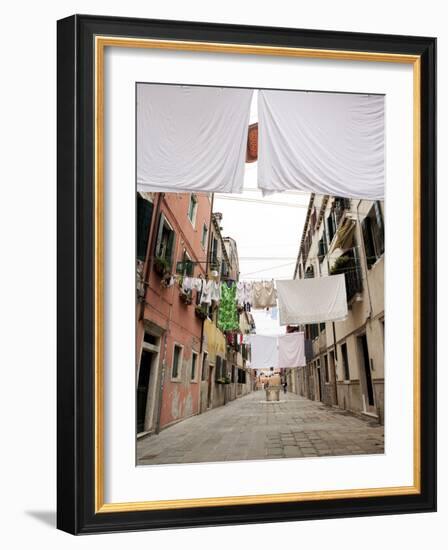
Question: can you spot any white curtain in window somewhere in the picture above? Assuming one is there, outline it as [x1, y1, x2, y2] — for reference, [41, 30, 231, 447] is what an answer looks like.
[137, 84, 253, 193]
[258, 90, 385, 199]
[276, 275, 348, 325]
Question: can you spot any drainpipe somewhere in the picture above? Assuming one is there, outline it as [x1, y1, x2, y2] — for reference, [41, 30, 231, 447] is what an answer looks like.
[356, 199, 373, 321]
[200, 193, 215, 355]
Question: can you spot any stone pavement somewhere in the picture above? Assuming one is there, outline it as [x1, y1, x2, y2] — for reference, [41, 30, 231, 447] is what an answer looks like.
[137, 390, 384, 465]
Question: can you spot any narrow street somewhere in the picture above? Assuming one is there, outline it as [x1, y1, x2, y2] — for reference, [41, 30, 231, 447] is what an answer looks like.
[137, 390, 384, 465]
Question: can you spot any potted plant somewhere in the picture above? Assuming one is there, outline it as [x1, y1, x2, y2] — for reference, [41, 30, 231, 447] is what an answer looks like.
[179, 289, 193, 305]
[153, 256, 170, 277]
[330, 255, 352, 275]
[195, 304, 208, 320]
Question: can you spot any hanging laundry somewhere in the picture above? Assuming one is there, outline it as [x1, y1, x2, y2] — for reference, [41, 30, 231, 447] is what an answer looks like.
[244, 281, 253, 304]
[210, 280, 221, 304]
[192, 278, 203, 292]
[247, 334, 278, 370]
[200, 280, 213, 305]
[218, 282, 239, 332]
[236, 281, 246, 306]
[277, 332, 306, 368]
[257, 90, 384, 199]
[252, 280, 277, 309]
[275, 275, 348, 325]
[137, 84, 253, 193]
[182, 276, 193, 293]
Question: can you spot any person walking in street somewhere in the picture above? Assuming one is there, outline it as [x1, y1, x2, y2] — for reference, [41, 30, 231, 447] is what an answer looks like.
[283, 380, 287, 394]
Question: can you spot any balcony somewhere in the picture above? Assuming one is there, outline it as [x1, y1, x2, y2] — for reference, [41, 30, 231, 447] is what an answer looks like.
[344, 264, 363, 302]
[330, 253, 363, 304]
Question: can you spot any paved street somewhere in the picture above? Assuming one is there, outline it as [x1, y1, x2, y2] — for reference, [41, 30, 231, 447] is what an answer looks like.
[137, 390, 384, 465]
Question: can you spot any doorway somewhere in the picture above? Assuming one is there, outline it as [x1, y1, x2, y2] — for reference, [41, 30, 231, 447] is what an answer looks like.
[137, 349, 154, 433]
[357, 333, 376, 414]
[207, 364, 214, 408]
[316, 361, 323, 402]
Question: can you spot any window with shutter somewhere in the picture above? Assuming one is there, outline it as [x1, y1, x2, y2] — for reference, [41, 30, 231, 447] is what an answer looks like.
[155, 214, 176, 269]
[215, 356, 222, 381]
[362, 203, 385, 268]
[362, 216, 376, 268]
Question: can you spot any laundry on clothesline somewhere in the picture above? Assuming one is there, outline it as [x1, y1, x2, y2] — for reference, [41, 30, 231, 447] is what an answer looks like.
[137, 84, 253, 194]
[247, 332, 306, 369]
[275, 274, 348, 325]
[246, 334, 278, 370]
[179, 276, 276, 311]
[258, 90, 384, 200]
[252, 280, 277, 309]
[277, 332, 306, 368]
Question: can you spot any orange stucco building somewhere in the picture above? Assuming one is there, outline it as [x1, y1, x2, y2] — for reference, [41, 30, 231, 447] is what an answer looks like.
[136, 192, 212, 435]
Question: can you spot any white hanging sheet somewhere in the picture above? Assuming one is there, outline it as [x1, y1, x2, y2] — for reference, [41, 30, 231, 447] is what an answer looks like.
[277, 332, 306, 368]
[258, 90, 385, 199]
[247, 335, 278, 370]
[276, 275, 348, 325]
[137, 84, 253, 193]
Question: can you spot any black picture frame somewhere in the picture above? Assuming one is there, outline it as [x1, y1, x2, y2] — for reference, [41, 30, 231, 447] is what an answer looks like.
[57, 14, 436, 534]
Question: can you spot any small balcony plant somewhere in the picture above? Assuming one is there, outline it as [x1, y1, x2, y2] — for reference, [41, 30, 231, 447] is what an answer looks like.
[153, 256, 170, 277]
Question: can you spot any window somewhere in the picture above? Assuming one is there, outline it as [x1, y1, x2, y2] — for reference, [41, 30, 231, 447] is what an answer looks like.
[176, 249, 194, 276]
[238, 369, 247, 384]
[155, 214, 175, 269]
[210, 236, 219, 268]
[323, 354, 330, 382]
[231, 365, 236, 383]
[329, 350, 336, 381]
[201, 352, 208, 381]
[215, 356, 222, 381]
[201, 223, 208, 249]
[136, 195, 153, 261]
[326, 212, 336, 243]
[143, 333, 157, 345]
[188, 194, 198, 226]
[362, 201, 384, 268]
[304, 265, 314, 279]
[308, 323, 319, 339]
[319, 322, 326, 333]
[318, 232, 328, 263]
[191, 352, 198, 381]
[172, 345, 182, 379]
[341, 342, 350, 380]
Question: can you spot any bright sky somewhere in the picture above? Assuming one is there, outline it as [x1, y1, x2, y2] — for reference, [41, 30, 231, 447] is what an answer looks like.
[213, 91, 309, 335]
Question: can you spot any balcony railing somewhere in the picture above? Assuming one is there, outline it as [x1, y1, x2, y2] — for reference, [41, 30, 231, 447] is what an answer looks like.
[345, 265, 363, 302]
[330, 252, 363, 303]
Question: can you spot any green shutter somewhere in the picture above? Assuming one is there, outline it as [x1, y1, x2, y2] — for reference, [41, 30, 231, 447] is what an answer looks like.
[136, 196, 153, 262]
[165, 228, 175, 269]
[362, 217, 376, 268]
[155, 213, 165, 258]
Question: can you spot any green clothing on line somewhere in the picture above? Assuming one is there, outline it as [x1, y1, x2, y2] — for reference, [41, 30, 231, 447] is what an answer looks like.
[218, 283, 239, 332]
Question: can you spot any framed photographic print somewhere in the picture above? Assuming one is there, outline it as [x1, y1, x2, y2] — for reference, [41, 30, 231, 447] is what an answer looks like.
[57, 14, 436, 534]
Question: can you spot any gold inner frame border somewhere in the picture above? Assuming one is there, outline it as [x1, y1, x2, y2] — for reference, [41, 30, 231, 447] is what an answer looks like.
[94, 35, 421, 513]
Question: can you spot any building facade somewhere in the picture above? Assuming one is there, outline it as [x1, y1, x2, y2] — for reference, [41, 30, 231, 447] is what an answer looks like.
[136, 194, 254, 438]
[287, 194, 385, 423]
[200, 213, 254, 412]
[136, 192, 212, 435]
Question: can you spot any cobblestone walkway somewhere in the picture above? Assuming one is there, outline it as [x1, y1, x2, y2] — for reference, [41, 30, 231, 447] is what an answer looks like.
[137, 390, 384, 465]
